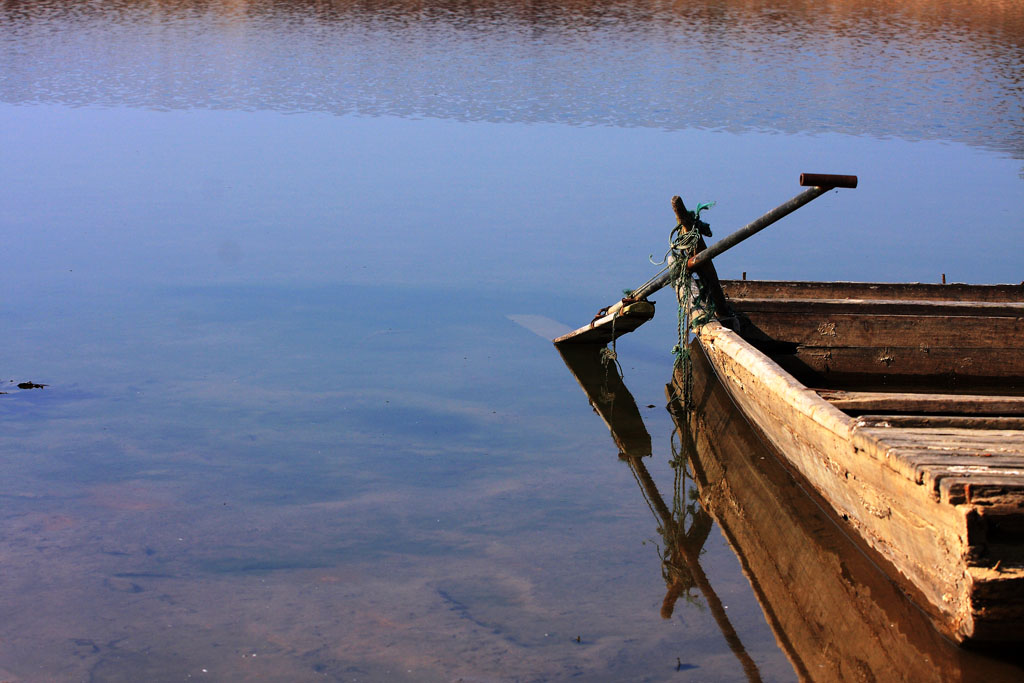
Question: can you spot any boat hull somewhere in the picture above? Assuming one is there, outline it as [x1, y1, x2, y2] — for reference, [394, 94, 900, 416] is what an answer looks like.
[684, 281, 1024, 642]
[671, 340, 1024, 677]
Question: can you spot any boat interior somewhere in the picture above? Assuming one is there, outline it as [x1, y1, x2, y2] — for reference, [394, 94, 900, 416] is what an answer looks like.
[720, 281, 1024, 589]
[721, 279, 1024, 415]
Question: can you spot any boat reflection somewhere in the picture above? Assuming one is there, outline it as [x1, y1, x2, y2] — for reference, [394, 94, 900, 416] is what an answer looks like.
[558, 341, 1024, 681]
[559, 342, 763, 680]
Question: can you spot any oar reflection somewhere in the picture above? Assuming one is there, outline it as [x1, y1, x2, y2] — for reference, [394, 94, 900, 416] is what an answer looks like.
[557, 343, 763, 682]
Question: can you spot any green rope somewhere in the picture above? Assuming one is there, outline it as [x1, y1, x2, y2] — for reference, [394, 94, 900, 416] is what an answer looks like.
[659, 426, 705, 608]
[668, 202, 717, 410]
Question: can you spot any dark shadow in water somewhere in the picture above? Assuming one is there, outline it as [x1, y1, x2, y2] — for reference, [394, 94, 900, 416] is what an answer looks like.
[559, 339, 1024, 681]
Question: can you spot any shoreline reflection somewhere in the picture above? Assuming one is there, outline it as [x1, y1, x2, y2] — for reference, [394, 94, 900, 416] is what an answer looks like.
[2, 0, 1021, 157]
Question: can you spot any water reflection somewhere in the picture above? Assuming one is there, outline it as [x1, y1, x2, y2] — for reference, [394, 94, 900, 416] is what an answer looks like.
[559, 339, 1024, 680]
[2, 0, 1022, 157]
[560, 342, 763, 679]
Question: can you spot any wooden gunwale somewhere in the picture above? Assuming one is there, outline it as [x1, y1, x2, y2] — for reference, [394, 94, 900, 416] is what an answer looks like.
[734, 297, 1024, 317]
[721, 280, 1024, 302]
[688, 280, 1024, 642]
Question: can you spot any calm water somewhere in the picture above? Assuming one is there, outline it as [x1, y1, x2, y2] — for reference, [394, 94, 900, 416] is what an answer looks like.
[1, 0, 1023, 680]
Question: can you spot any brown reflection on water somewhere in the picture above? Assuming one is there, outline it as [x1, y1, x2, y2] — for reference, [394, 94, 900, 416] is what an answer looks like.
[2, 0, 1021, 156]
[4, 0, 1020, 55]
[559, 339, 1024, 681]
[5, 0, 1019, 33]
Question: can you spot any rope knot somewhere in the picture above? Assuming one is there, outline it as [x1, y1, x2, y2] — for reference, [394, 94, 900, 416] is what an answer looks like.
[669, 200, 717, 410]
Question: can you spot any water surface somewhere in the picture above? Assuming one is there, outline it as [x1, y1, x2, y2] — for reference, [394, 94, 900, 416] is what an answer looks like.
[1, 0, 1023, 680]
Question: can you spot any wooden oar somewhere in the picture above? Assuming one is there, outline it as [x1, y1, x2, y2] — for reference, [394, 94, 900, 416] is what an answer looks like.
[553, 173, 857, 345]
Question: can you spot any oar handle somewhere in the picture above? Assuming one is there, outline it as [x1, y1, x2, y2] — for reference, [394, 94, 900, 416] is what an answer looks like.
[800, 173, 858, 189]
[687, 173, 856, 270]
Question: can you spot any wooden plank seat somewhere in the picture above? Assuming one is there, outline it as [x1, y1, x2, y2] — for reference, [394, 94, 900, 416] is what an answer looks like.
[817, 390, 1024, 416]
[851, 415, 1024, 505]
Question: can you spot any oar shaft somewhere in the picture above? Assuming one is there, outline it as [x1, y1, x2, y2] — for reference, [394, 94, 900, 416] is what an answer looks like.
[686, 185, 828, 270]
[686, 173, 856, 270]
[607, 184, 834, 314]
[633, 267, 672, 300]
[555, 175, 856, 344]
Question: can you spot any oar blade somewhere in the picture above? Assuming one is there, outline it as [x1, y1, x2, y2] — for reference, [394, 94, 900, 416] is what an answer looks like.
[552, 301, 655, 345]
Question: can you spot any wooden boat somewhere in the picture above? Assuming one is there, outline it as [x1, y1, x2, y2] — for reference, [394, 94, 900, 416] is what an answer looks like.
[555, 177, 1023, 642]
[679, 279, 1024, 643]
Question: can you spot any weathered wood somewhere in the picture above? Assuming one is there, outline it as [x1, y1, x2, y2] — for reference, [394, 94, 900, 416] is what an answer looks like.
[897, 453, 1024, 483]
[855, 415, 1024, 430]
[818, 390, 1024, 415]
[722, 280, 1024, 303]
[922, 467, 1024, 498]
[552, 301, 655, 345]
[941, 476, 1024, 506]
[693, 326, 967, 626]
[741, 310, 1024, 350]
[773, 345, 1024, 383]
[860, 429, 1024, 451]
[850, 418, 1024, 502]
[716, 282, 1024, 383]
[672, 195, 732, 323]
[736, 297, 1024, 318]
[687, 278, 1024, 642]
[869, 448, 1024, 479]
